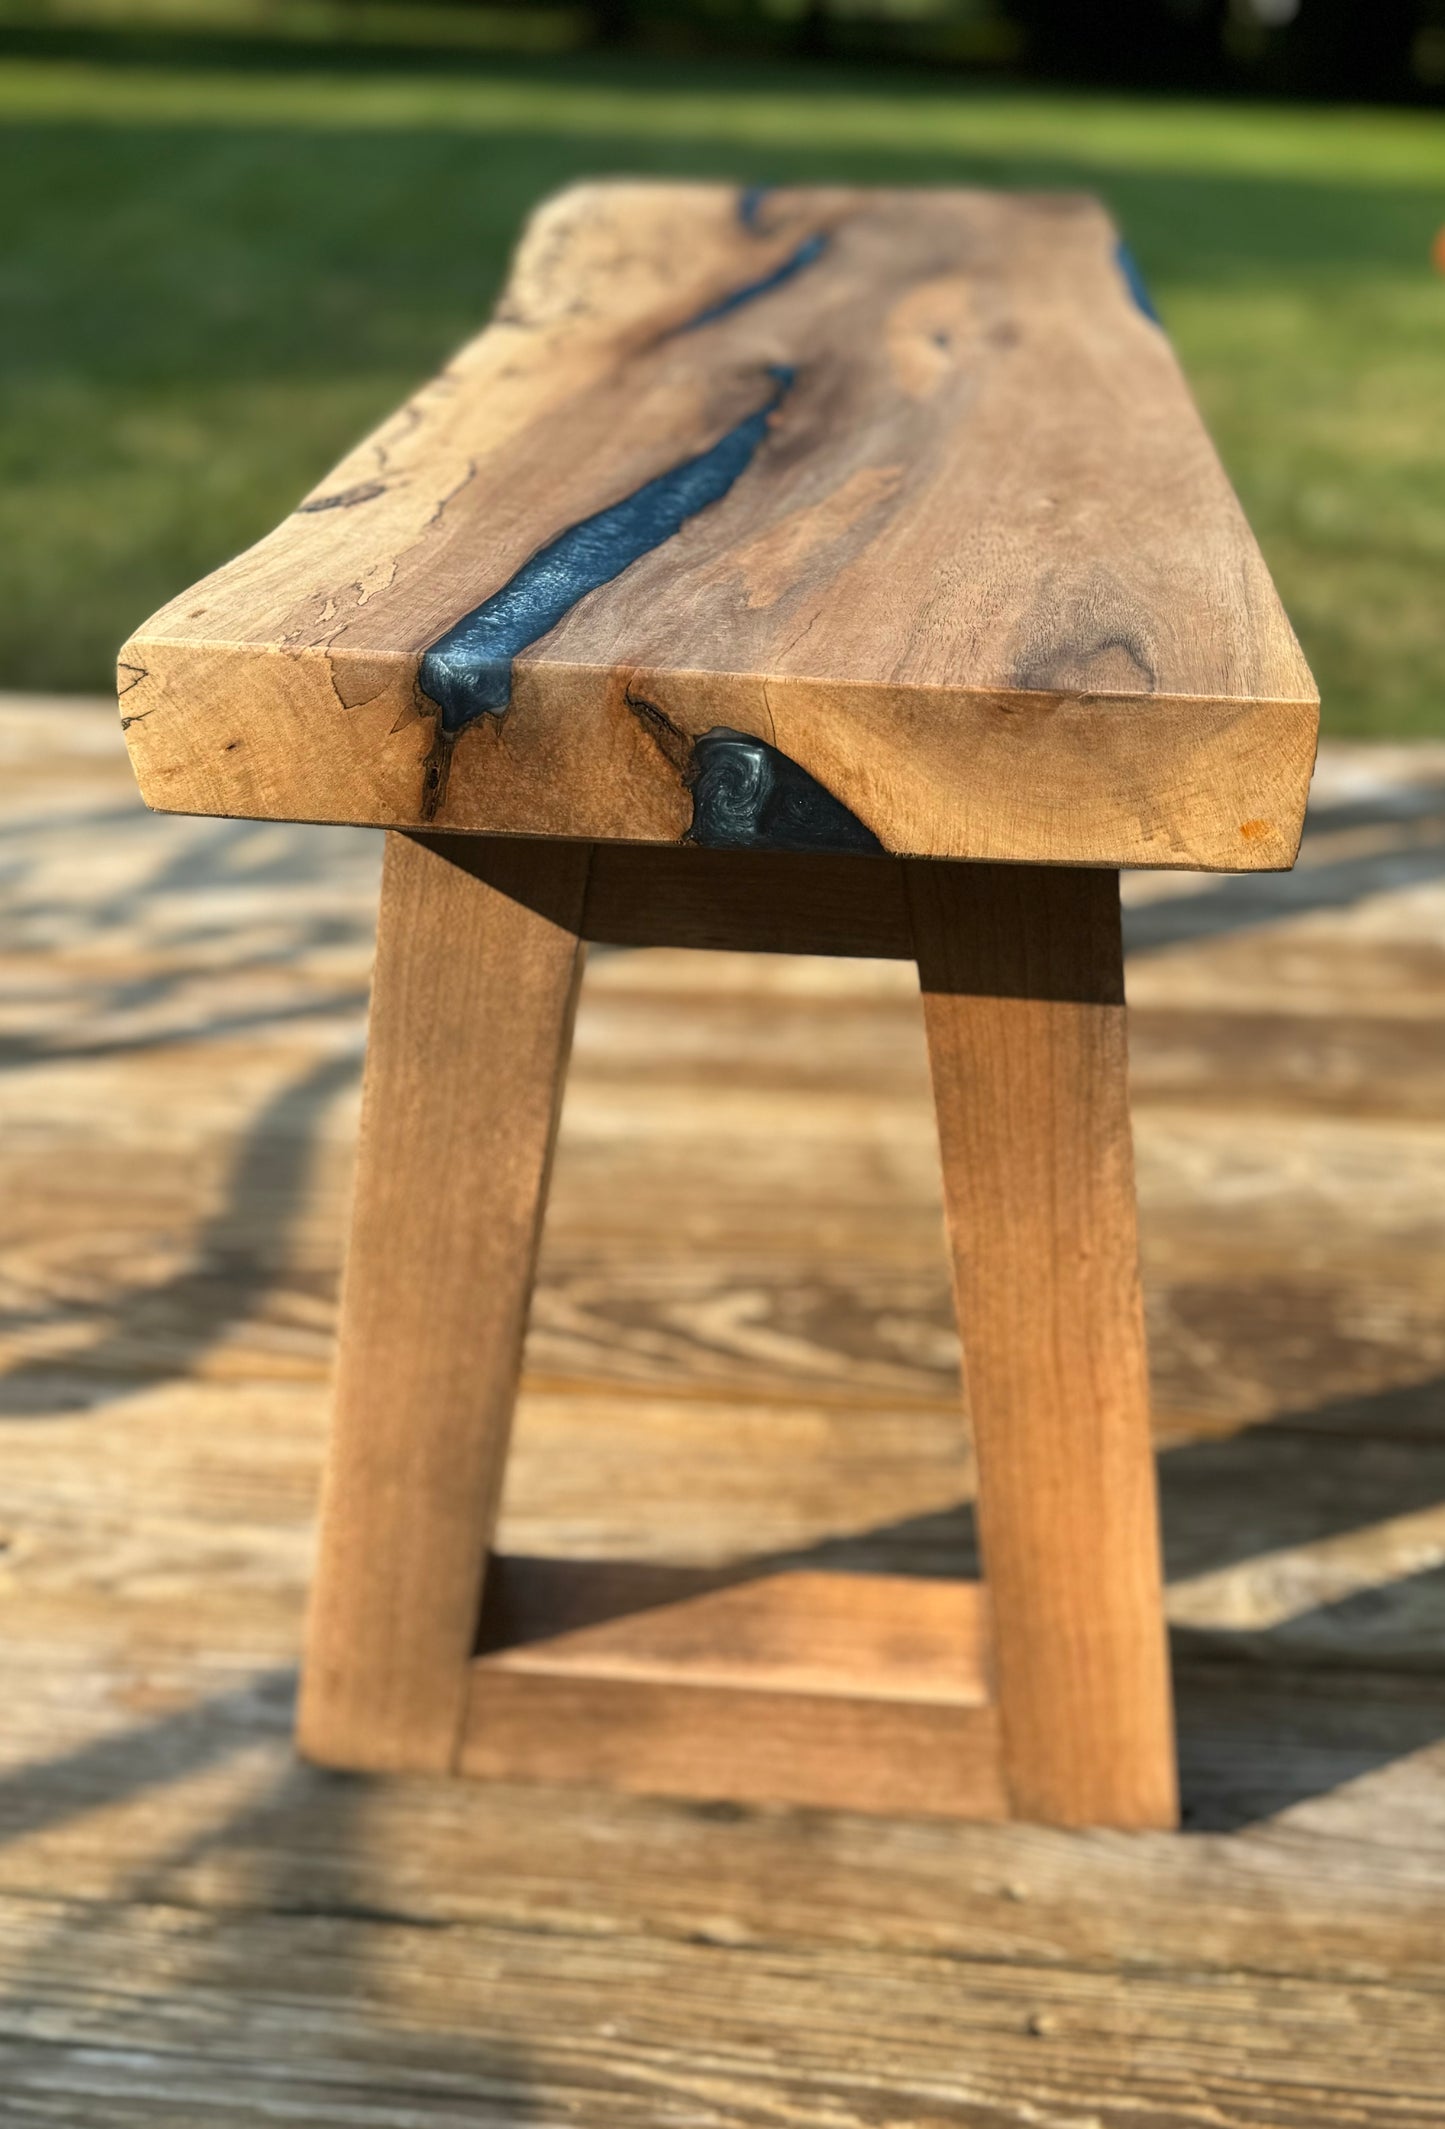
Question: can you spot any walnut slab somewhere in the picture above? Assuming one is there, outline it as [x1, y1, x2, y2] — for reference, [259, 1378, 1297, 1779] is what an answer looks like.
[119, 181, 1318, 869]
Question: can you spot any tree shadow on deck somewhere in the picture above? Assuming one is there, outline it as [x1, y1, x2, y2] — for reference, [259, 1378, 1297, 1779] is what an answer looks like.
[1123, 775, 1445, 958]
[487, 1365, 1445, 1833]
[0, 1674, 547, 2121]
[3, 747, 1444, 1863]
[0, 1040, 364, 1416]
[0, 802, 374, 1416]
[1173, 1566, 1445, 1832]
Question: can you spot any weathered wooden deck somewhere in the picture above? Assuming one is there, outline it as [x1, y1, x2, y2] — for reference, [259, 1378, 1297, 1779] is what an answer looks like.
[2, 694, 1444, 2124]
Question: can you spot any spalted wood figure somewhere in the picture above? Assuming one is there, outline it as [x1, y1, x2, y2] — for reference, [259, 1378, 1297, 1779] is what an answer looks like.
[120, 182, 1318, 1829]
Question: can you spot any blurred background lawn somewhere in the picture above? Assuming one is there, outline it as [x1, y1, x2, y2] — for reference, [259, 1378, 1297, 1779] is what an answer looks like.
[3, 2, 1443, 733]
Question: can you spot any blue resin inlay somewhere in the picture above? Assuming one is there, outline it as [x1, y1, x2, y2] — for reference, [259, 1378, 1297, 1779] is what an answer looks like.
[737, 183, 772, 232]
[1115, 240, 1161, 325]
[419, 366, 795, 736]
[676, 232, 828, 336]
[688, 728, 885, 856]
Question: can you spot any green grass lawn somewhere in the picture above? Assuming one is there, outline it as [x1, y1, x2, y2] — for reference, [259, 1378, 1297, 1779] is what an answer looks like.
[3, 47, 1443, 732]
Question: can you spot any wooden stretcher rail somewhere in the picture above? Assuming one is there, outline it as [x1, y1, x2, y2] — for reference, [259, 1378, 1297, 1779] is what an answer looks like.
[461, 1562, 1008, 1820]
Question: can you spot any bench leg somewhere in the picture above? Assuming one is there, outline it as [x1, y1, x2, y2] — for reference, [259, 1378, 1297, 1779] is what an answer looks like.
[908, 861, 1177, 1828]
[298, 831, 590, 1774]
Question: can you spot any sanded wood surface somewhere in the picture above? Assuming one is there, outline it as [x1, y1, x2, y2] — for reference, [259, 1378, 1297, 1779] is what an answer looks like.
[119, 182, 1317, 870]
[4, 696, 1445, 2122]
[912, 864, 1175, 1826]
[299, 832, 588, 1772]
[461, 1563, 1006, 1817]
[304, 836, 1165, 1825]
[584, 842, 914, 957]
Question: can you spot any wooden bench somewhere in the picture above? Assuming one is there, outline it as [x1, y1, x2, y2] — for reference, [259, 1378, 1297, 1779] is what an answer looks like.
[119, 181, 1318, 1829]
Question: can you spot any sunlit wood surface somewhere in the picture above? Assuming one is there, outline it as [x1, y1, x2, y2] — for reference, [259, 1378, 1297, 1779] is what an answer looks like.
[3, 694, 1445, 2123]
[121, 182, 1317, 870]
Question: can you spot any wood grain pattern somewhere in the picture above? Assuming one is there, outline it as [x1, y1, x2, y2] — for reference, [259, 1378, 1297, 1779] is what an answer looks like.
[461, 1562, 1006, 1818]
[5, 700, 1445, 2123]
[297, 830, 589, 1773]
[4, 1894, 1445, 2129]
[910, 861, 1177, 1827]
[119, 182, 1317, 869]
[302, 830, 1174, 1822]
[583, 842, 913, 957]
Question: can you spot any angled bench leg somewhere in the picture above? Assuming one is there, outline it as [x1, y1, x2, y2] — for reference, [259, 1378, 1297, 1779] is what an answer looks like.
[908, 861, 1177, 1829]
[298, 831, 590, 1775]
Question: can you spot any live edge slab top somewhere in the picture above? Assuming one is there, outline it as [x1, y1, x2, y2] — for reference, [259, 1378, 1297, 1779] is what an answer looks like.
[119, 181, 1318, 870]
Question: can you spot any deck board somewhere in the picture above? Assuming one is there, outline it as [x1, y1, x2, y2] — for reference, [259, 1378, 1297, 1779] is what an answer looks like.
[2, 696, 1444, 2120]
